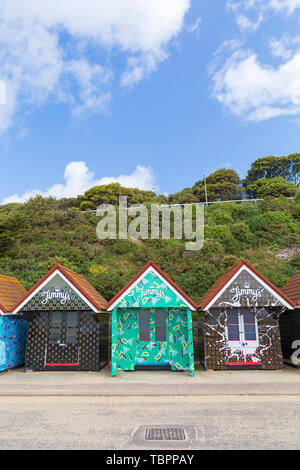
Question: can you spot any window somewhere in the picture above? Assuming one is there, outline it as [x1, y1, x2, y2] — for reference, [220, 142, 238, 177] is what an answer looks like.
[52, 312, 62, 325]
[66, 312, 78, 344]
[66, 328, 77, 344]
[227, 310, 239, 341]
[139, 310, 150, 342]
[243, 310, 256, 341]
[67, 312, 78, 327]
[155, 309, 166, 341]
[49, 328, 61, 342]
[49, 312, 62, 343]
[139, 310, 167, 342]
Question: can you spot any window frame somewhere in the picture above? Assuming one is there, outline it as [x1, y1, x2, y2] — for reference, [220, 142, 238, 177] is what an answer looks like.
[65, 312, 79, 344]
[243, 309, 257, 342]
[49, 312, 63, 343]
[154, 309, 167, 342]
[139, 309, 151, 342]
[226, 309, 240, 342]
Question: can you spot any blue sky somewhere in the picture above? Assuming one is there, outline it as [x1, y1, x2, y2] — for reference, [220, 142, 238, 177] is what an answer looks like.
[1, 0, 300, 203]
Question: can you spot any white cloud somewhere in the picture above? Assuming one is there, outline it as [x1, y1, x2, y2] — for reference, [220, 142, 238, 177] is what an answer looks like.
[227, 0, 300, 30]
[0, 81, 6, 105]
[64, 60, 113, 117]
[212, 1, 300, 122]
[186, 17, 202, 35]
[96, 165, 156, 190]
[217, 1, 300, 121]
[121, 50, 167, 88]
[1, 161, 157, 204]
[269, 37, 293, 59]
[0, 0, 190, 134]
[235, 13, 263, 31]
[228, 0, 300, 13]
[210, 39, 300, 121]
[269, 35, 300, 59]
[269, 0, 300, 14]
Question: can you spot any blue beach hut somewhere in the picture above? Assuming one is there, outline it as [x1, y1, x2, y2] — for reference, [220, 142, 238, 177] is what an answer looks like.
[0, 274, 27, 372]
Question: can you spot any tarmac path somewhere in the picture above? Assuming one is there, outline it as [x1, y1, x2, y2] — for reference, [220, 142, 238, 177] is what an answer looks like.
[0, 395, 299, 450]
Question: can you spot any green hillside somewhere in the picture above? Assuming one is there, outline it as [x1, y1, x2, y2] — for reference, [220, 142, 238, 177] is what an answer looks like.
[1, 192, 300, 303]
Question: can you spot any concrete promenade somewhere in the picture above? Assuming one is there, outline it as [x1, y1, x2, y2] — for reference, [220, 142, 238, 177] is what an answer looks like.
[1, 363, 300, 396]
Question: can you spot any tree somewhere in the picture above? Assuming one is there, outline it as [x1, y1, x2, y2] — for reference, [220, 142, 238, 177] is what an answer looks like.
[77, 183, 157, 210]
[288, 153, 300, 186]
[246, 177, 299, 199]
[245, 154, 300, 187]
[193, 169, 244, 202]
[0, 208, 26, 252]
[168, 188, 199, 204]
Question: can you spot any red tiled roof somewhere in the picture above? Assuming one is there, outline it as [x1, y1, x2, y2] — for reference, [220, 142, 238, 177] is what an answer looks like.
[12, 264, 107, 313]
[282, 272, 300, 305]
[197, 259, 295, 310]
[0, 274, 27, 314]
[106, 260, 197, 310]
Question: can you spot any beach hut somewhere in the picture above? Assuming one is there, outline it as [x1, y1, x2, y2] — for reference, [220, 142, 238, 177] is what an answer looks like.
[106, 261, 197, 376]
[280, 272, 300, 366]
[12, 264, 108, 371]
[0, 274, 27, 372]
[198, 259, 294, 370]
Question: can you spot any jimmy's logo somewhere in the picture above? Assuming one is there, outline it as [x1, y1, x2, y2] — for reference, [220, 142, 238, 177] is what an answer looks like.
[135, 284, 167, 302]
[230, 282, 264, 303]
[40, 287, 71, 305]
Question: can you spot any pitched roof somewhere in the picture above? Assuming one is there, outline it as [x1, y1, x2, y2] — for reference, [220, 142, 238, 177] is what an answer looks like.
[197, 259, 295, 310]
[282, 272, 300, 305]
[12, 264, 107, 313]
[0, 274, 27, 314]
[106, 260, 197, 311]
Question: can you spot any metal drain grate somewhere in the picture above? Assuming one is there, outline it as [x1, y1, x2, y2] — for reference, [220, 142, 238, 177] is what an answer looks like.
[145, 428, 186, 441]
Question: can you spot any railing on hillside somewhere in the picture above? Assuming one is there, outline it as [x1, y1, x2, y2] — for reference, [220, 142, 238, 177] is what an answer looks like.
[81, 196, 296, 212]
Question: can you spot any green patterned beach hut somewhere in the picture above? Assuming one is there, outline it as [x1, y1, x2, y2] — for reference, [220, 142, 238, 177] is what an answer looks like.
[107, 261, 196, 376]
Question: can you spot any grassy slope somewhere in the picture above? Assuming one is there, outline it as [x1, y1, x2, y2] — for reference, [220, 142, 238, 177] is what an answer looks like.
[1, 195, 300, 303]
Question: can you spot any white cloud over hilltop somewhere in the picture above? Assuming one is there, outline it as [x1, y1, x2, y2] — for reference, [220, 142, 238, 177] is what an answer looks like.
[2, 161, 157, 204]
[0, 0, 190, 133]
